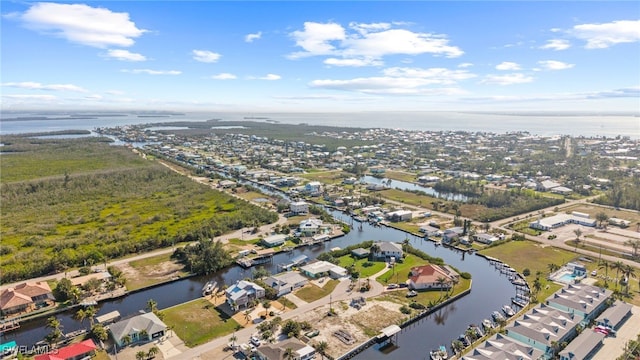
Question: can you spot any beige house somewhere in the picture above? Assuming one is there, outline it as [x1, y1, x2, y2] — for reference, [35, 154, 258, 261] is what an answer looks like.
[0, 282, 54, 316]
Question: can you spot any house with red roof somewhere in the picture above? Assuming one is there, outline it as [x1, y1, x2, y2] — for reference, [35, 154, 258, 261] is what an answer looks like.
[408, 264, 459, 291]
[34, 339, 97, 360]
[0, 282, 54, 316]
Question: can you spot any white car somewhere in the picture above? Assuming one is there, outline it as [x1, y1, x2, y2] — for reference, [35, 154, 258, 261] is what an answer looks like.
[250, 336, 261, 347]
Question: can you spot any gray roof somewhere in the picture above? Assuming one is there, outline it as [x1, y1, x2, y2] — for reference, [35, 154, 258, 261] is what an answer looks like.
[461, 333, 543, 360]
[374, 241, 403, 253]
[109, 312, 166, 340]
[256, 337, 310, 360]
[225, 280, 264, 301]
[547, 284, 612, 317]
[559, 330, 605, 360]
[506, 304, 577, 347]
[266, 272, 308, 288]
[596, 300, 633, 328]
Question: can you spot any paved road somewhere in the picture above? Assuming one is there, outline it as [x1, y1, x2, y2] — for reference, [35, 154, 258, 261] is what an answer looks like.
[171, 268, 388, 359]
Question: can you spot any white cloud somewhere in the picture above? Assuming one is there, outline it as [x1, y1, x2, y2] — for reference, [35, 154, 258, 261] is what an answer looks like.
[495, 62, 521, 71]
[121, 69, 181, 75]
[192, 50, 221, 63]
[537, 60, 574, 70]
[19, 2, 146, 48]
[288, 21, 463, 65]
[245, 31, 262, 43]
[540, 39, 571, 50]
[2, 94, 57, 100]
[289, 22, 346, 59]
[309, 66, 474, 95]
[481, 73, 534, 85]
[571, 20, 640, 49]
[211, 73, 237, 80]
[106, 49, 146, 62]
[259, 74, 281, 81]
[458, 62, 474, 68]
[2, 81, 87, 92]
[324, 57, 383, 67]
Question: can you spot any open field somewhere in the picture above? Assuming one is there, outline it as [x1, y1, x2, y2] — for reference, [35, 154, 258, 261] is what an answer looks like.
[383, 170, 418, 183]
[120, 253, 189, 291]
[0, 138, 277, 282]
[161, 298, 241, 347]
[299, 170, 346, 184]
[294, 279, 340, 302]
[337, 256, 386, 278]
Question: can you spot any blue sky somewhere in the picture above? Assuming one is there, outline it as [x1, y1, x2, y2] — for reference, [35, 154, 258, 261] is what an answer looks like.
[1, 1, 639, 112]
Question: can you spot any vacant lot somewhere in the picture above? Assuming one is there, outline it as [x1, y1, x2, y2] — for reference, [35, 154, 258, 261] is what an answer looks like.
[161, 298, 241, 347]
[295, 279, 340, 303]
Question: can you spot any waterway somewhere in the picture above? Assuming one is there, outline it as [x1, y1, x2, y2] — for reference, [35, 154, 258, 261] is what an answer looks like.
[359, 175, 470, 202]
[1, 206, 518, 359]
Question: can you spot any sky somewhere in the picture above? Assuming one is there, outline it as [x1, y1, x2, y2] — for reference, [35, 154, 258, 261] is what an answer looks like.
[1, 1, 639, 113]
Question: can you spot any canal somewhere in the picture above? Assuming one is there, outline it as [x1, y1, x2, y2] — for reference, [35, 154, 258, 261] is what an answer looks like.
[359, 175, 470, 202]
[2, 207, 518, 359]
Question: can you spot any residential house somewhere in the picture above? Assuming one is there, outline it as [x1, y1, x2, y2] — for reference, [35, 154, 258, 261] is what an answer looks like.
[386, 210, 413, 222]
[298, 218, 326, 237]
[419, 225, 442, 238]
[371, 241, 403, 261]
[289, 201, 309, 215]
[0, 282, 54, 316]
[558, 330, 606, 360]
[545, 284, 612, 324]
[303, 181, 322, 196]
[442, 227, 465, 243]
[595, 300, 632, 330]
[408, 264, 459, 290]
[351, 248, 370, 259]
[261, 234, 287, 248]
[472, 233, 499, 245]
[265, 272, 309, 297]
[255, 337, 316, 360]
[460, 333, 543, 360]
[109, 312, 167, 347]
[225, 280, 266, 311]
[34, 339, 97, 360]
[299, 260, 347, 279]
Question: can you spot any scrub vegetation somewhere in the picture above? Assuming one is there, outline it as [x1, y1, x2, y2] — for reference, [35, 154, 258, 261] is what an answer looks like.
[0, 137, 277, 282]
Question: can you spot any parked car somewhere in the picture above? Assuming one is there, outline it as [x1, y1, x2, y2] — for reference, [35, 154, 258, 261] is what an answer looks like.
[387, 283, 399, 289]
[250, 336, 261, 346]
[406, 290, 418, 298]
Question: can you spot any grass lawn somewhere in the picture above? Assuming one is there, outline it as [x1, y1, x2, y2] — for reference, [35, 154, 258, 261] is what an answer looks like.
[384, 170, 418, 183]
[277, 297, 298, 310]
[227, 238, 261, 246]
[387, 222, 422, 235]
[294, 279, 339, 302]
[129, 252, 176, 268]
[376, 255, 429, 285]
[92, 350, 111, 360]
[379, 278, 472, 308]
[337, 255, 386, 278]
[161, 298, 241, 347]
[299, 170, 346, 184]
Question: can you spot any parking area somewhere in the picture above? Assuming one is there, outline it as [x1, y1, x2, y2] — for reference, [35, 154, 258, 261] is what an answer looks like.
[591, 304, 640, 360]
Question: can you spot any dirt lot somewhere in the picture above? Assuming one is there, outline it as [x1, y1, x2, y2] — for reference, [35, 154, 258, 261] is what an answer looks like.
[290, 298, 405, 358]
[117, 260, 185, 290]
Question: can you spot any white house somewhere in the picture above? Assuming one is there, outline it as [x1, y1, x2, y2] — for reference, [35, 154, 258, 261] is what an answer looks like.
[225, 280, 266, 311]
[386, 210, 413, 222]
[289, 201, 309, 215]
[299, 260, 347, 279]
[303, 181, 322, 196]
[109, 312, 167, 347]
[442, 227, 464, 243]
[298, 218, 325, 236]
[265, 272, 309, 297]
[472, 233, 499, 245]
[371, 241, 403, 261]
[261, 234, 287, 248]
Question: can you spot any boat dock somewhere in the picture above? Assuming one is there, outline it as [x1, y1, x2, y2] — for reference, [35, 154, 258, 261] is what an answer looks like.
[0, 318, 20, 334]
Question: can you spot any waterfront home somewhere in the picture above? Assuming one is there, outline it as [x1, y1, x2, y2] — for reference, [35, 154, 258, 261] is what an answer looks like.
[289, 201, 309, 215]
[504, 303, 578, 357]
[298, 218, 326, 236]
[225, 280, 266, 311]
[407, 264, 459, 290]
[419, 225, 442, 237]
[472, 233, 499, 245]
[461, 333, 543, 360]
[255, 337, 316, 360]
[442, 227, 464, 243]
[386, 210, 413, 222]
[34, 339, 97, 360]
[261, 234, 287, 248]
[545, 284, 612, 324]
[109, 312, 167, 347]
[265, 272, 309, 297]
[0, 282, 54, 316]
[370, 241, 403, 261]
[351, 248, 370, 259]
[299, 260, 347, 279]
[303, 181, 322, 196]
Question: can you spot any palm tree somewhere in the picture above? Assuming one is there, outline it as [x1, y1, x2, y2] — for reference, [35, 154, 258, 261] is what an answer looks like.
[243, 309, 252, 324]
[139, 330, 149, 342]
[596, 212, 609, 228]
[45, 316, 63, 346]
[532, 277, 543, 295]
[573, 228, 583, 252]
[147, 299, 158, 313]
[122, 334, 132, 347]
[74, 308, 87, 325]
[147, 346, 160, 359]
[436, 276, 447, 300]
[547, 263, 560, 275]
[599, 261, 610, 284]
[611, 261, 625, 290]
[135, 351, 146, 360]
[84, 306, 97, 326]
[263, 301, 272, 317]
[314, 341, 328, 360]
[369, 243, 381, 260]
[622, 265, 637, 295]
[284, 347, 295, 360]
[625, 239, 640, 258]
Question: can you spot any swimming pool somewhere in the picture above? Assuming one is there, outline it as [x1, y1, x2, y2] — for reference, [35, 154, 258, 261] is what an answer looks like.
[558, 272, 578, 284]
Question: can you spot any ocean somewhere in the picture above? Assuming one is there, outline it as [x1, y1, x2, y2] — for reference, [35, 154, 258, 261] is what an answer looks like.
[0, 111, 638, 138]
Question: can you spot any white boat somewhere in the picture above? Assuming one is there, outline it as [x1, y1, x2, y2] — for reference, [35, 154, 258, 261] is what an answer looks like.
[430, 345, 449, 360]
[482, 318, 494, 330]
[492, 311, 505, 322]
[502, 305, 515, 317]
[202, 280, 217, 296]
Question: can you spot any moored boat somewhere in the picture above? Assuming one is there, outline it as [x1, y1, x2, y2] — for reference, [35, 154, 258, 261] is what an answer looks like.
[430, 345, 449, 360]
[202, 280, 217, 296]
[502, 304, 515, 317]
[482, 318, 494, 330]
[492, 310, 505, 322]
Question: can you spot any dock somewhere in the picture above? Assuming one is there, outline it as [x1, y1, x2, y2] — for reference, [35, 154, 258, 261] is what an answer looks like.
[0, 319, 20, 334]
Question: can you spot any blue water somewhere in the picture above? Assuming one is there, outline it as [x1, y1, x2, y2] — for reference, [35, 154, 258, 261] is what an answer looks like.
[558, 273, 577, 284]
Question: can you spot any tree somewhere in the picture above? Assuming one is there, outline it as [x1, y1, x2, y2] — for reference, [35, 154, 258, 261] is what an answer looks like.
[263, 301, 272, 317]
[547, 263, 560, 275]
[436, 276, 447, 300]
[74, 308, 87, 325]
[596, 212, 609, 228]
[45, 316, 63, 346]
[369, 243, 381, 260]
[122, 334, 132, 347]
[532, 278, 542, 295]
[599, 261, 610, 284]
[135, 351, 146, 360]
[622, 264, 637, 295]
[284, 347, 295, 360]
[243, 309, 252, 324]
[611, 261, 625, 290]
[90, 323, 108, 342]
[147, 299, 158, 313]
[625, 239, 640, 258]
[139, 330, 149, 342]
[147, 346, 160, 359]
[573, 228, 583, 252]
[53, 278, 77, 303]
[314, 341, 328, 360]
[84, 306, 97, 326]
